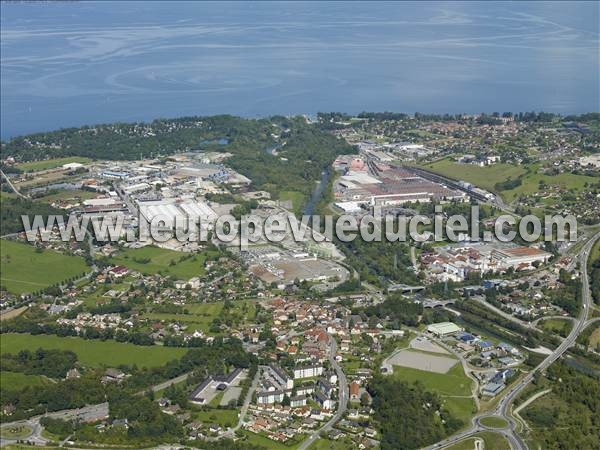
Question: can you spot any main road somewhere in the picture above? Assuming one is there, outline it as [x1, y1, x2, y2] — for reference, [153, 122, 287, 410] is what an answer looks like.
[297, 335, 349, 450]
[422, 232, 599, 450]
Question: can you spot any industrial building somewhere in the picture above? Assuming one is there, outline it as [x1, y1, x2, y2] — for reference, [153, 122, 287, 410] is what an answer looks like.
[426, 322, 462, 337]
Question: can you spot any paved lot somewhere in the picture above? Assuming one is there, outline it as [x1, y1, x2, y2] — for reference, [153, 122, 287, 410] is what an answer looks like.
[410, 336, 450, 354]
[388, 350, 457, 374]
[220, 387, 242, 406]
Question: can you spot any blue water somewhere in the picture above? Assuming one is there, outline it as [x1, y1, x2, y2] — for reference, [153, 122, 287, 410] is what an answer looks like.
[1, 1, 598, 139]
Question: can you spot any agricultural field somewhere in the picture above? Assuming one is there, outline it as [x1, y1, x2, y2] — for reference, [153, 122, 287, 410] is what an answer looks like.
[143, 300, 257, 334]
[241, 430, 303, 450]
[0, 371, 52, 390]
[0, 240, 89, 295]
[419, 158, 527, 193]
[0, 333, 186, 368]
[16, 157, 92, 172]
[108, 246, 216, 279]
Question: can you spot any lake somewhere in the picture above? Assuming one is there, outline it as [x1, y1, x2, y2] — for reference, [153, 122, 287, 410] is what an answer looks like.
[1, 1, 598, 138]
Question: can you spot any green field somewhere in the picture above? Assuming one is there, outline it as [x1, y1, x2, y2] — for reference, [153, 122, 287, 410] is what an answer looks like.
[0, 371, 52, 390]
[392, 360, 476, 424]
[36, 189, 98, 204]
[501, 170, 598, 202]
[279, 190, 305, 213]
[539, 318, 573, 337]
[109, 246, 215, 279]
[193, 408, 238, 427]
[419, 158, 526, 193]
[479, 416, 509, 428]
[419, 158, 597, 203]
[0, 240, 89, 294]
[0, 333, 186, 368]
[16, 157, 92, 172]
[392, 362, 473, 397]
[143, 300, 257, 334]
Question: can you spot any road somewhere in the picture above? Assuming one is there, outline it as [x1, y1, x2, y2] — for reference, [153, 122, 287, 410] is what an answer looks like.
[422, 232, 599, 450]
[0, 368, 199, 447]
[297, 335, 349, 450]
[0, 168, 28, 199]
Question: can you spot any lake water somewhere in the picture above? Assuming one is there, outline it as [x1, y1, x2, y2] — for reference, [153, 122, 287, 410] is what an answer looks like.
[1, 1, 598, 138]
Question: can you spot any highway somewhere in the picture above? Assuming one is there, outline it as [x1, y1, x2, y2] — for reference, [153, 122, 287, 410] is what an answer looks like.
[297, 335, 349, 450]
[423, 231, 599, 450]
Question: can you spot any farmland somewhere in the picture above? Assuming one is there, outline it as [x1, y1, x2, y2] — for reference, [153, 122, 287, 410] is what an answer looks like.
[0, 333, 186, 368]
[418, 158, 526, 193]
[16, 157, 92, 172]
[143, 300, 257, 334]
[108, 246, 215, 279]
[0, 240, 89, 295]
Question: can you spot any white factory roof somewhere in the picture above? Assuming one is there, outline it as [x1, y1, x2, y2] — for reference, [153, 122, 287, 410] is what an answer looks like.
[178, 199, 218, 222]
[335, 201, 363, 213]
[341, 172, 382, 185]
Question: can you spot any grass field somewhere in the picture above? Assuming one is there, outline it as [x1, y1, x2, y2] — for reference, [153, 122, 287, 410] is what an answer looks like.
[0, 240, 89, 295]
[419, 158, 527, 193]
[392, 362, 473, 396]
[501, 170, 598, 202]
[445, 432, 510, 450]
[109, 246, 215, 279]
[479, 416, 509, 428]
[16, 157, 92, 172]
[193, 408, 239, 427]
[539, 318, 573, 337]
[143, 300, 256, 333]
[0, 333, 186, 368]
[0, 371, 52, 390]
[392, 360, 476, 424]
[36, 189, 98, 204]
[279, 190, 305, 213]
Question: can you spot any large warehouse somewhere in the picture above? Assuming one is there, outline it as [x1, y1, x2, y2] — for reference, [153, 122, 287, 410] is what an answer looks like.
[427, 322, 463, 337]
[138, 198, 217, 226]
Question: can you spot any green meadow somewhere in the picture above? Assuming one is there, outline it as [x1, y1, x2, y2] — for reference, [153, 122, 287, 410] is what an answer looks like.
[16, 157, 92, 172]
[0, 333, 186, 368]
[109, 246, 216, 279]
[419, 158, 526, 193]
[0, 371, 52, 390]
[0, 240, 89, 295]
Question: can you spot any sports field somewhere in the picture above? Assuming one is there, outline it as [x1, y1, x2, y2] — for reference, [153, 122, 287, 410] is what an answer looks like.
[0, 240, 89, 295]
[16, 157, 92, 172]
[109, 246, 215, 279]
[0, 333, 186, 368]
